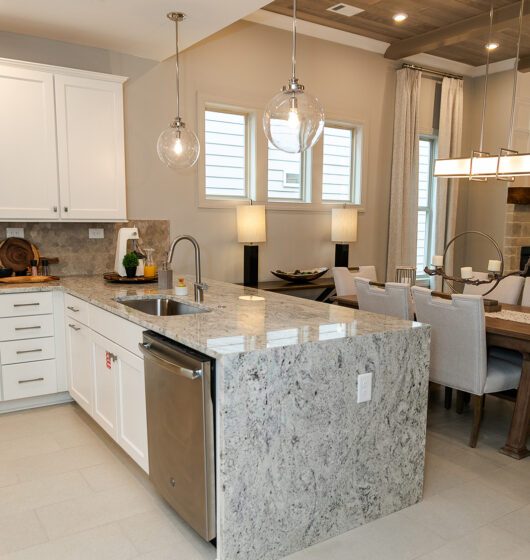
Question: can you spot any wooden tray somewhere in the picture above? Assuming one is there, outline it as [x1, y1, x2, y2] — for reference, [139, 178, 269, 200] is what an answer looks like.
[0, 275, 59, 284]
[271, 267, 329, 283]
[103, 272, 158, 284]
[0, 238, 39, 272]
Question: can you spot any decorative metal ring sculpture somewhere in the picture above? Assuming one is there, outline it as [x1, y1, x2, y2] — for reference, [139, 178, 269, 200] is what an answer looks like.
[424, 230, 525, 297]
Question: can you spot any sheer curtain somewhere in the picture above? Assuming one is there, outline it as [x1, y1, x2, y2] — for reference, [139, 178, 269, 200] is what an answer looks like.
[386, 68, 421, 281]
[435, 77, 463, 289]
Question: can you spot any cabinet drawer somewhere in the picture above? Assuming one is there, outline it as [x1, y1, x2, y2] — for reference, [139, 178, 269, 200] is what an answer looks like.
[0, 292, 53, 318]
[0, 337, 55, 365]
[2, 359, 57, 400]
[65, 294, 89, 325]
[89, 305, 144, 357]
[0, 315, 55, 342]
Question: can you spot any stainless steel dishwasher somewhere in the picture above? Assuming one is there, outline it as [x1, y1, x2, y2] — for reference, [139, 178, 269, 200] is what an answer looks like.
[139, 331, 216, 542]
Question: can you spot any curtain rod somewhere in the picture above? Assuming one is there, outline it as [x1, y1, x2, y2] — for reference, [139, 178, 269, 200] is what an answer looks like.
[401, 63, 463, 81]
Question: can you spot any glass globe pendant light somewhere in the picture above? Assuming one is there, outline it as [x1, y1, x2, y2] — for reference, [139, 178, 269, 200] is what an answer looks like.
[157, 12, 200, 169]
[263, 0, 325, 153]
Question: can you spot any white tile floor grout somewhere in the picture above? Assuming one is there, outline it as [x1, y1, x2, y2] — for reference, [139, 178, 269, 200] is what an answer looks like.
[0, 391, 528, 559]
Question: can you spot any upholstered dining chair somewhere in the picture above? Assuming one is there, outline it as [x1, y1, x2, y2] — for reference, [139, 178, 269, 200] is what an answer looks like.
[332, 266, 377, 297]
[411, 287, 522, 447]
[463, 271, 524, 305]
[354, 278, 413, 320]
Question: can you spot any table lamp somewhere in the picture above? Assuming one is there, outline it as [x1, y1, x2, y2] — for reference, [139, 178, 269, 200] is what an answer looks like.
[331, 208, 357, 267]
[237, 204, 266, 286]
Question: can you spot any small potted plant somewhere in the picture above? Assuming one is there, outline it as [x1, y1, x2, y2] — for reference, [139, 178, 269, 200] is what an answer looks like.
[122, 252, 139, 278]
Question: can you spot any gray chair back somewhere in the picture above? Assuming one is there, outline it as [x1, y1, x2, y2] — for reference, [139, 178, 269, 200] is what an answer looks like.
[463, 271, 523, 305]
[412, 287, 487, 395]
[355, 278, 413, 320]
[332, 266, 377, 296]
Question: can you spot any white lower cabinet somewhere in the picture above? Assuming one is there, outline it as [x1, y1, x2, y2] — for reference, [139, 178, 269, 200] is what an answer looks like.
[65, 319, 93, 415]
[91, 331, 119, 439]
[2, 360, 57, 400]
[116, 347, 149, 472]
[65, 301, 148, 473]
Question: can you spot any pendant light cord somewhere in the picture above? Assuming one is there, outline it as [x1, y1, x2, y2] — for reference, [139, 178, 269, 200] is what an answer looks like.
[508, 0, 525, 149]
[175, 16, 181, 119]
[480, 2, 495, 153]
[292, 0, 297, 81]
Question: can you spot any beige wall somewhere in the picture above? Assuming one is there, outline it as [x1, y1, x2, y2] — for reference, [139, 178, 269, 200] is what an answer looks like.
[124, 21, 399, 282]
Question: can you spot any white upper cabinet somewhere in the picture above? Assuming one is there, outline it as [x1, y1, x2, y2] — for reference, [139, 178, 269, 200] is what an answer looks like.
[0, 65, 59, 220]
[55, 75, 126, 221]
[0, 59, 127, 222]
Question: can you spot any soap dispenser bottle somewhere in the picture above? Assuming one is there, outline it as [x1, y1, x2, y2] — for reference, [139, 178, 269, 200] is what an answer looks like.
[158, 258, 173, 290]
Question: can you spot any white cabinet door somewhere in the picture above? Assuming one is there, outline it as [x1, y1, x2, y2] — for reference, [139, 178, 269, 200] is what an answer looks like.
[116, 347, 148, 472]
[91, 331, 118, 438]
[55, 75, 127, 221]
[0, 64, 59, 220]
[65, 319, 93, 415]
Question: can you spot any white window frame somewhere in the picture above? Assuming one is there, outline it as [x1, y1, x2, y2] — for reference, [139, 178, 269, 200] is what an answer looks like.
[416, 135, 437, 281]
[320, 122, 362, 205]
[197, 93, 368, 213]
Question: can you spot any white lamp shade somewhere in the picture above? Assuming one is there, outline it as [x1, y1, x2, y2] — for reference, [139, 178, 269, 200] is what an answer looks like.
[237, 205, 267, 243]
[498, 153, 530, 176]
[331, 208, 358, 243]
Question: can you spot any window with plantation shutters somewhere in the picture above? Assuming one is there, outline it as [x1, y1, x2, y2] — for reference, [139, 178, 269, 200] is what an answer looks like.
[322, 125, 358, 203]
[204, 109, 248, 199]
[416, 137, 436, 275]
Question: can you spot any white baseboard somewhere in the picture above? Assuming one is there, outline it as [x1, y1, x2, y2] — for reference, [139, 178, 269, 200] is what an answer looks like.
[0, 391, 73, 414]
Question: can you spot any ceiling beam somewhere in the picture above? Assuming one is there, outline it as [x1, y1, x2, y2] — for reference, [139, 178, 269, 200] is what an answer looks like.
[385, 1, 530, 61]
[519, 55, 530, 72]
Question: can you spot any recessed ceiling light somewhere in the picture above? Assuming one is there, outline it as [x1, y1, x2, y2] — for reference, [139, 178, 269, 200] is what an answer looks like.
[486, 42, 499, 50]
[393, 13, 408, 23]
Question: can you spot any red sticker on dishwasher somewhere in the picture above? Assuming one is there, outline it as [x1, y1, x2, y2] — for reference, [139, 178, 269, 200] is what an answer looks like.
[106, 352, 111, 369]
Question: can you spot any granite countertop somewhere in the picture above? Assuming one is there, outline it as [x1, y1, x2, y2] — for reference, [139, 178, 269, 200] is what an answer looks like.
[0, 276, 425, 358]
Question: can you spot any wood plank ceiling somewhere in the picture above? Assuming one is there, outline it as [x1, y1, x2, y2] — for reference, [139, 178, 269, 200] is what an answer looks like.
[263, 0, 530, 68]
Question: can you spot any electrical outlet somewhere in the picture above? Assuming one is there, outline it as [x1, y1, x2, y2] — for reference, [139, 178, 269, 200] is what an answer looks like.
[89, 228, 104, 239]
[357, 372, 372, 403]
[6, 228, 24, 238]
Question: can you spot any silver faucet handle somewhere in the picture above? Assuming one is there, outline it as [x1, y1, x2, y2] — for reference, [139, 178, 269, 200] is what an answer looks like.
[194, 282, 208, 291]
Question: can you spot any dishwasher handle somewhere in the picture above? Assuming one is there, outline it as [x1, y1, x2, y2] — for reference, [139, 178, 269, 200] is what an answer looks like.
[138, 343, 202, 380]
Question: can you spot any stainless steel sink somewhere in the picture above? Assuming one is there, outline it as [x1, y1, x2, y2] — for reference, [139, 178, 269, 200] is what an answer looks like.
[115, 296, 209, 317]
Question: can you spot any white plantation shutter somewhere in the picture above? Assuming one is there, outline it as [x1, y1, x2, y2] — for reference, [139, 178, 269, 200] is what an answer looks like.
[205, 110, 248, 199]
[267, 119, 304, 200]
[322, 126, 354, 202]
[416, 138, 435, 274]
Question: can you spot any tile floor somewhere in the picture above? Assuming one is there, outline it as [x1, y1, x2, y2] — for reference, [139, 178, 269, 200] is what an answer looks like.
[0, 391, 528, 560]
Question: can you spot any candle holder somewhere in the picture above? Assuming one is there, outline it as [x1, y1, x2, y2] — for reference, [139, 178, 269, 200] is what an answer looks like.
[424, 230, 529, 312]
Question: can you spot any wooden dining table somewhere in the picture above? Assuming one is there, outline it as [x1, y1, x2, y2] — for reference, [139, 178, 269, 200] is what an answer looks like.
[331, 295, 530, 460]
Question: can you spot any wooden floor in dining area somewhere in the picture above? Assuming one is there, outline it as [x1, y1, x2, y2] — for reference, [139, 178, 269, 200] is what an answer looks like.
[0, 393, 528, 560]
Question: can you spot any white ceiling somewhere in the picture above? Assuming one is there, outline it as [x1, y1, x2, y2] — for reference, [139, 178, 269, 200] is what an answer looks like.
[0, 0, 270, 61]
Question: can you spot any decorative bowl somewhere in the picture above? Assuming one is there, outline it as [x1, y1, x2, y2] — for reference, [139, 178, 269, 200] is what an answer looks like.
[271, 267, 329, 283]
[0, 266, 13, 278]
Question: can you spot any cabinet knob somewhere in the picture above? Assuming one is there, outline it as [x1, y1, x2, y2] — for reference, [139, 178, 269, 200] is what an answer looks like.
[64, 206, 69, 212]
[53, 206, 58, 212]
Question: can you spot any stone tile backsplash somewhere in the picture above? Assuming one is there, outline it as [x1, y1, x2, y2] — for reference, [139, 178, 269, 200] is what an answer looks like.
[504, 203, 530, 272]
[0, 220, 170, 277]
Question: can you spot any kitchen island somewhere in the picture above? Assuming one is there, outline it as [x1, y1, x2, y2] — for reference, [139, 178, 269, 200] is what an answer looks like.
[0, 276, 430, 560]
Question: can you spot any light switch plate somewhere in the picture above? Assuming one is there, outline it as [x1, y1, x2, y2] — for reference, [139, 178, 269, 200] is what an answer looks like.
[89, 228, 104, 239]
[357, 372, 372, 403]
[6, 227, 24, 238]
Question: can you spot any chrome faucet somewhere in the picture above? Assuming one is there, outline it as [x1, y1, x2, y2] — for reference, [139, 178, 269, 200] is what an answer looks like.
[167, 234, 208, 303]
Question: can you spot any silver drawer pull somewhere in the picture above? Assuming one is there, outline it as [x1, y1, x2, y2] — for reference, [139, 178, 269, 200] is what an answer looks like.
[16, 349, 43, 355]
[67, 306, 79, 312]
[18, 377, 45, 384]
[68, 323, 81, 331]
[13, 303, 40, 307]
[14, 326, 41, 331]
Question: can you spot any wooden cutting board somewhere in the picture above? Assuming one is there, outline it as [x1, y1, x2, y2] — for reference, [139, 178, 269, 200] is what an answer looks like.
[0, 275, 59, 284]
[0, 238, 39, 272]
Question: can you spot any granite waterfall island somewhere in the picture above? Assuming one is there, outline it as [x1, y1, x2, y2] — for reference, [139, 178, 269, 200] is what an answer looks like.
[1, 277, 430, 560]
